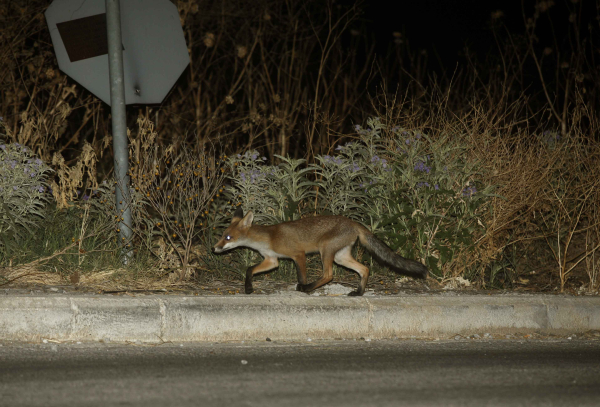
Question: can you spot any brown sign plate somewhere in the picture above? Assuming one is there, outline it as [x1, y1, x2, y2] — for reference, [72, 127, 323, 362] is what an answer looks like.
[57, 13, 116, 62]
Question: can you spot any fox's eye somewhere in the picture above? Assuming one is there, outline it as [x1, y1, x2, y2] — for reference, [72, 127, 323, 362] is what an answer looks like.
[225, 235, 232, 241]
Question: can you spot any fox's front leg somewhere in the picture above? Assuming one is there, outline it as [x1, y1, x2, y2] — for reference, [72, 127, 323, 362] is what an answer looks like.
[244, 257, 279, 294]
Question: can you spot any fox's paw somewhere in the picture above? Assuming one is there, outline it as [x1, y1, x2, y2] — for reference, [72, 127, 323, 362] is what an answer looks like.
[348, 290, 364, 297]
[244, 285, 254, 294]
[296, 284, 311, 294]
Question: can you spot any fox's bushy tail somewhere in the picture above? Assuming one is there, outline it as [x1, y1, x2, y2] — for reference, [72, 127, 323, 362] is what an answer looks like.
[360, 232, 428, 279]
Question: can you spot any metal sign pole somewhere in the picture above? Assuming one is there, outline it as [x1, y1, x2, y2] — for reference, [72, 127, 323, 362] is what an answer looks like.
[106, 0, 132, 262]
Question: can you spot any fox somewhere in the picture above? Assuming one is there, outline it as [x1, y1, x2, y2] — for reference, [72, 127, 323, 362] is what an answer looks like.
[213, 208, 428, 296]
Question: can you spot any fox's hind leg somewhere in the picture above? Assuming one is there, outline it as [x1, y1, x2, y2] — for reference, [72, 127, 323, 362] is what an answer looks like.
[297, 250, 334, 293]
[293, 254, 308, 288]
[334, 245, 369, 296]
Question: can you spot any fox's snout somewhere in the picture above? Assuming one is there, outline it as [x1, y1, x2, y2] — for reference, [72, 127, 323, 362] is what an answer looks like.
[212, 238, 226, 253]
[213, 235, 235, 253]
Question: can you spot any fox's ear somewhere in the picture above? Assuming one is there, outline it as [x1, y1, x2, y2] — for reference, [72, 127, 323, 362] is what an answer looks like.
[240, 211, 254, 228]
[232, 207, 244, 223]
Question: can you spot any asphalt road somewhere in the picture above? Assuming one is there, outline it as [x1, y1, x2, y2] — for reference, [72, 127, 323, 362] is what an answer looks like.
[1, 339, 599, 407]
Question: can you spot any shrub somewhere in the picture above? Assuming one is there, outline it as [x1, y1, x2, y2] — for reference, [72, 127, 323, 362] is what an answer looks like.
[0, 140, 53, 252]
[222, 151, 317, 225]
[313, 118, 498, 277]
[218, 117, 498, 279]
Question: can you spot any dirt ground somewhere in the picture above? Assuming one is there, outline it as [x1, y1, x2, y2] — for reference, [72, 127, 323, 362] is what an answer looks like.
[2, 271, 597, 297]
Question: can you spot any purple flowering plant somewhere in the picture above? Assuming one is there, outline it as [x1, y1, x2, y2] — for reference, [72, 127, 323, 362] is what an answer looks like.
[215, 118, 497, 279]
[0, 140, 53, 246]
[313, 119, 397, 219]
[223, 151, 318, 225]
[374, 122, 499, 277]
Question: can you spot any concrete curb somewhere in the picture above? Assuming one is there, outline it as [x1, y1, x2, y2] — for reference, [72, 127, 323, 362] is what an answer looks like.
[1, 294, 599, 342]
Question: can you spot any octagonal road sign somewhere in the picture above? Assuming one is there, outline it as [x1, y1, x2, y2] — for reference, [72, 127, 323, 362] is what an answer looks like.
[45, 0, 189, 106]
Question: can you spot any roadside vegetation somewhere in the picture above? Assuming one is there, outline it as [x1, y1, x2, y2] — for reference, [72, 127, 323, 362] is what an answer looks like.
[1, 0, 599, 294]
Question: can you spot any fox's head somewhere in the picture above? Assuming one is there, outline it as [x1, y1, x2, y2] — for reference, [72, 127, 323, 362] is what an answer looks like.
[213, 208, 254, 253]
